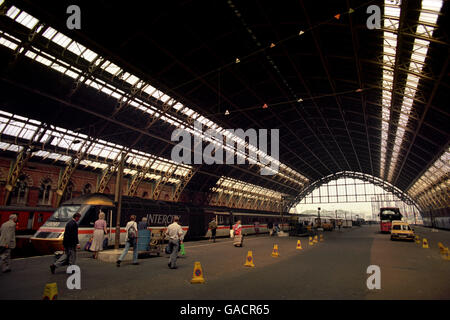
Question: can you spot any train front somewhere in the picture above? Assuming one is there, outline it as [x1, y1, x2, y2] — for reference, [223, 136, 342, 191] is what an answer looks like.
[30, 205, 82, 254]
[30, 194, 115, 254]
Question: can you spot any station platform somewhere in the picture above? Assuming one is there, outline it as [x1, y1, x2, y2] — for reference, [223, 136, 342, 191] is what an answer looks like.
[1, 225, 449, 300]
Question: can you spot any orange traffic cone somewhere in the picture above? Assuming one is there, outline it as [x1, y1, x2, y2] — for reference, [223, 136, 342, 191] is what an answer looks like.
[244, 251, 255, 267]
[190, 262, 205, 284]
[272, 244, 279, 257]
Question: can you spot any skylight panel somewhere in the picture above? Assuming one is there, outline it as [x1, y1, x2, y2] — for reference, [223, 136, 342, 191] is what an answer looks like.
[52, 32, 71, 48]
[15, 11, 39, 29]
[66, 41, 86, 56]
[6, 6, 20, 19]
[385, 6, 400, 18]
[103, 62, 121, 75]
[0, 37, 18, 50]
[42, 27, 58, 40]
[422, 0, 443, 11]
[418, 12, 439, 24]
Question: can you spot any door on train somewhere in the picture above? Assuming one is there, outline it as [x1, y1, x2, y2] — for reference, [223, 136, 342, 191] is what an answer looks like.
[186, 210, 206, 240]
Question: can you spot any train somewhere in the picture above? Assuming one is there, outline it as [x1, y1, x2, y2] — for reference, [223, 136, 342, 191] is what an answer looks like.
[0, 206, 54, 250]
[30, 193, 291, 254]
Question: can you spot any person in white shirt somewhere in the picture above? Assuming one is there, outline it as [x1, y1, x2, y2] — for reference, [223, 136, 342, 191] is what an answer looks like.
[116, 215, 138, 267]
[165, 216, 184, 269]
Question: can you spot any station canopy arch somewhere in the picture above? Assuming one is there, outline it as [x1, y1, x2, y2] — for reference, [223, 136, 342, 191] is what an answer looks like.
[290, 171, 421, 214]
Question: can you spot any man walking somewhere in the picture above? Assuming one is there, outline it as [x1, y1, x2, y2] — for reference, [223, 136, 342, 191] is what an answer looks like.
[116, 215, 139, 267]
[50, 213, 81, 274]
[208, 217, 217, 243]
[0, 214, 17, 273]
[165, 216, 184, 269]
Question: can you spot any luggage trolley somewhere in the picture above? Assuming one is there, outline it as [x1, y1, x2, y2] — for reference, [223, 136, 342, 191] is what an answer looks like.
[137, 229, 164, 257]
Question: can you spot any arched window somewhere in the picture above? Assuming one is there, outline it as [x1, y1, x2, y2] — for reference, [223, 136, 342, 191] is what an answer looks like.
[83, 183, 92, 195]
[38, 178, 53, 205]
[63, 181, 74, 202]
[10, 174, 29, 205]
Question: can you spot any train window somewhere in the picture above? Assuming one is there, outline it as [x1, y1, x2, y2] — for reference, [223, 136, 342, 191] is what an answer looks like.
[79, 206, 98, 227]
[48, 205, 81, 222]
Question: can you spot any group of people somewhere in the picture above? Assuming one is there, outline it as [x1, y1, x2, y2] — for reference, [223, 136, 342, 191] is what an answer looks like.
[47, 211, 187, 273]
[2, 212, 249, 274]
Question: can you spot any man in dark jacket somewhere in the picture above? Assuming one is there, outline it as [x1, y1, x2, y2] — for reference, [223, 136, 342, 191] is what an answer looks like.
[50, 213, 81, 274]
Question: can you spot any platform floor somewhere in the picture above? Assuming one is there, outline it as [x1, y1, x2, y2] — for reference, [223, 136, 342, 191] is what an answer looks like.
[1, 225, 449, 300]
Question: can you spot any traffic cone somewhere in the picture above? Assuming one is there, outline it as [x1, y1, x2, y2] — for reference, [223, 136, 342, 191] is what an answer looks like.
[422, 238, 429, 248]
[415, 235, 420, 244]
[441, 247, 450, 261]
[42, 282, 58, 300]
[309, 236, 314, 246]
[244, 251, 255, 267]
[438, 242, 446, 254]
[320, 234, 324, 242]
[296, 240, 303, 250]
[313, 235, 318, 244]
[272, 244, 279, 257]
[190, 262, 205, 284]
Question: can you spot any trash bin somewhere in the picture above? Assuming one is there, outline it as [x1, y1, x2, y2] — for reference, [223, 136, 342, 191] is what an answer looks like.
[137, 229, 151, 251]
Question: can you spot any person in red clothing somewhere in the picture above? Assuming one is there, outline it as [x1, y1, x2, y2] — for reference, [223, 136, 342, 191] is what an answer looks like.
[232, 220, 243, 247]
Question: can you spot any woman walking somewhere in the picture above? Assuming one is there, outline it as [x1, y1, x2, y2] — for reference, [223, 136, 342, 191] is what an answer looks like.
[90, 212, 107, 259]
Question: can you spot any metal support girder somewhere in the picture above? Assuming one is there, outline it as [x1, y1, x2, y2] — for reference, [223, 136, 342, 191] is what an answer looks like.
[127, 157, 159, 197]
[55, 139, 95, 206]
[152, 164, 177, 200]
[172, 166, 200, 202]
[3, 123, 48, 205]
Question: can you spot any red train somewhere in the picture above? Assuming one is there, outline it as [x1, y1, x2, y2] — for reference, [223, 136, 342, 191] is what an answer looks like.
[0, 206, 54, 250]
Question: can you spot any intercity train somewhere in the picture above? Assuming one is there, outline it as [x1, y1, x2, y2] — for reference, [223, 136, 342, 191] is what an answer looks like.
[30, 193, 290, 253]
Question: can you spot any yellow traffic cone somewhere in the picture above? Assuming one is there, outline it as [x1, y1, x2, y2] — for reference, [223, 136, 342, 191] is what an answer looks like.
[190, 261, 205, 284]
[422, 238, 429, 249]
[272, 244, 279, 257]
[320, 234, 324, 242]
[438, 242, 446, 254]
[415, 235, 420, 244]
[441, 247, 450, 261]
[42, 282, 58, 300]
[313, 235, 318, 244]
[309, 236, 314, 246]
[244, 251, 255, 267]
[296, 240, 303, 250]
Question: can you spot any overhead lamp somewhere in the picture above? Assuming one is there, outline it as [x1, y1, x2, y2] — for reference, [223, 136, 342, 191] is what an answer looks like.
[235, 58, 240, 64]
[298, 30, 305, 36]
[297, 98, 303, 102]
[262, 103, 268, 109]
[224, 110, 230, 116]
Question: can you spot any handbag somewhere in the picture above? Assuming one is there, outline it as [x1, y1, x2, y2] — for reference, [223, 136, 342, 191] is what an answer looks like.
[84, 237, 93, 251]
[102, 237, 109, 249]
